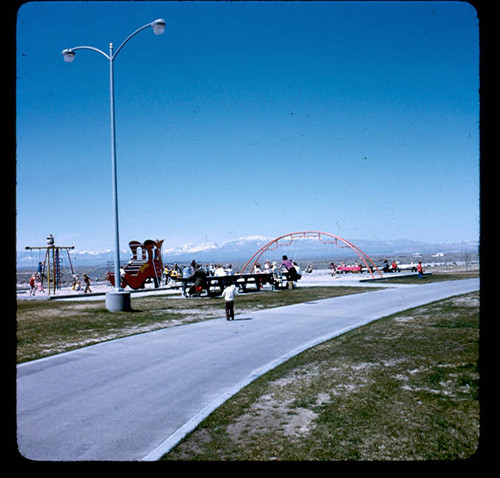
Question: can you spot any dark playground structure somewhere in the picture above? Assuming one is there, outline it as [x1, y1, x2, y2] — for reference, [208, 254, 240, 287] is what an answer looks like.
[180, 270, 297, 297]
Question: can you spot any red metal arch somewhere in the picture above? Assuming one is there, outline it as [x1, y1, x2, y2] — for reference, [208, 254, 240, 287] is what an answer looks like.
[240, 231, 383, 279]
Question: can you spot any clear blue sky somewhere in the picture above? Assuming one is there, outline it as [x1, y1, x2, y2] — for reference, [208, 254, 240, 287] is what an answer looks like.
[16, 1, 480, 253]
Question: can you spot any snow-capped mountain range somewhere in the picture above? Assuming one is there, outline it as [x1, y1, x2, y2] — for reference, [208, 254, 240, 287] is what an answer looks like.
[17, 235, 479, 268]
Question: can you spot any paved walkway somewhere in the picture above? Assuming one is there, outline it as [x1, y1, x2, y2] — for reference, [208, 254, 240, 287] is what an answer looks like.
[16, 278, 479, 461]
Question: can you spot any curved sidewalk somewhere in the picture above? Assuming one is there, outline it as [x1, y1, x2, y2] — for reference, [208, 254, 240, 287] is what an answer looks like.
[16, 278, 479, 461]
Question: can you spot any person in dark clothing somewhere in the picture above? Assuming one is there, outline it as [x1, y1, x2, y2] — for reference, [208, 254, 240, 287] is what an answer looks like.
[188, 264, 207, 296]
[281, 255, 300, 288]
[83, 273, 92, 294]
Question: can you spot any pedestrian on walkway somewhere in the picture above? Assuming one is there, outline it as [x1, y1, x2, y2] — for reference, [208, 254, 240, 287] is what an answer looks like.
[417, 261, 424, 278]
[222, 283, 238, 320]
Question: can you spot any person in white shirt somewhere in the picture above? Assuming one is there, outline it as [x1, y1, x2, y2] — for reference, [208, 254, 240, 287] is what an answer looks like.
[222, 283, 238, 321]
[214, 265, 226, 276]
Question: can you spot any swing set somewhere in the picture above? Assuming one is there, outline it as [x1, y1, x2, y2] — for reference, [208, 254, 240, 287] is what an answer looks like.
[240, 231, 383, 279]
[25, 234, 75, 295]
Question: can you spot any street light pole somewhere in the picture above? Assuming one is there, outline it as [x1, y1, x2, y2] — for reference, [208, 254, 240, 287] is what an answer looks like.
[62, 19, 165, 311]
[109, 41, 120, 300]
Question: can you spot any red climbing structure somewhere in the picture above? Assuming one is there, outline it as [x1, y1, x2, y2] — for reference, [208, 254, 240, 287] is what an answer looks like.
[240, 231, 383, 279]
[107, 239, 164, 289]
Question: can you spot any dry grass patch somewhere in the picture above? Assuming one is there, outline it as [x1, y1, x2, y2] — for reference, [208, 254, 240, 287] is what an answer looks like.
[16, 286, 371, 363]
[165, 291, 479, 461]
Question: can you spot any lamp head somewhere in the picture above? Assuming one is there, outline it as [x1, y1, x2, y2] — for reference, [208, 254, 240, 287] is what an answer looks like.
[152, 18, 166, 35]
[62, 49, 75, 62]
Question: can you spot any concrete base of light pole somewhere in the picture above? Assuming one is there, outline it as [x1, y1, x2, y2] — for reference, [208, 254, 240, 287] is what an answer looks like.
[106, 290, 131, 312]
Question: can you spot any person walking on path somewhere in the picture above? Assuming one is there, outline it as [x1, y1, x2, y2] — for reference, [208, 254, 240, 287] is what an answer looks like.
[417, 261, 424, 278]
[221, 283, 238, 321]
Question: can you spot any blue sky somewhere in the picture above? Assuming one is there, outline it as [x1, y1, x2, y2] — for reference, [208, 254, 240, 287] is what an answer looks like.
[16, 1, 479, 253]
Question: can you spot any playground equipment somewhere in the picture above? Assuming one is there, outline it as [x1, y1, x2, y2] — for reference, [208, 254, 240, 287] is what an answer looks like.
[107, 239, 164, 289]
[240, 231, 383, 279]
[178, 231, 384, 298]
[25, 234, 75, 295]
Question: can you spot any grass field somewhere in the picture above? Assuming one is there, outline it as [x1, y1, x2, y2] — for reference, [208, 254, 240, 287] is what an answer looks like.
[16, 271, 480, 460]
[16, 270, 478, 363]
[163, 291, 480, 461]
[16, 286, 373, 363]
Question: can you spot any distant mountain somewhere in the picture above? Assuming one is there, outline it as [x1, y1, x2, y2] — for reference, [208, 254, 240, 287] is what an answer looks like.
[162, 235, 272, 263]
[16, 236, 479, 269]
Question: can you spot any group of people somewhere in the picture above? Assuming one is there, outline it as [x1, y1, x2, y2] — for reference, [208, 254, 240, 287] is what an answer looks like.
[250, 257, 301, 279]
[173, 259, 237, 319]
[171, 255, 302, 320]
[221, 255, 302, 319]
[71, 273, 92, 294]
[28, 270, 92, 295]
[28, 261, 46, 295]
[382, 259, 400, 273]
[164, 262, 234, 285]
[250, 256, 302, 289]
[165, 260, 234, 297]
[179, 261, 209, 297]
[28, 272, 44, 295]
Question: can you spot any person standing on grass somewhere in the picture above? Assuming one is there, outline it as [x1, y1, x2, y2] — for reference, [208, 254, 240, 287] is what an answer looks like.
[222, 283, 238, 321]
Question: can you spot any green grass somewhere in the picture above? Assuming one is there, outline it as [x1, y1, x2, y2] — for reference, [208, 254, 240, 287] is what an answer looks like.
[16, 286, 373, 363]
[164, 291, 480, 461]
[16, 274, 480, 460]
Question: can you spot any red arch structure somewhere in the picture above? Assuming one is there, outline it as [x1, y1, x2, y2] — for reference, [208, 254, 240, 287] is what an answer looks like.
[240, 231, 383, 279]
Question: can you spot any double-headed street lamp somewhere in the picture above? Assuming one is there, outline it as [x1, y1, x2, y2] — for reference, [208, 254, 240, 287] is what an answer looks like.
[62, 19, 165, 311]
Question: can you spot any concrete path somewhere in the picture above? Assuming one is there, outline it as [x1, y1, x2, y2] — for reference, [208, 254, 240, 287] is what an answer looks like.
[16, 278, 479, 461]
